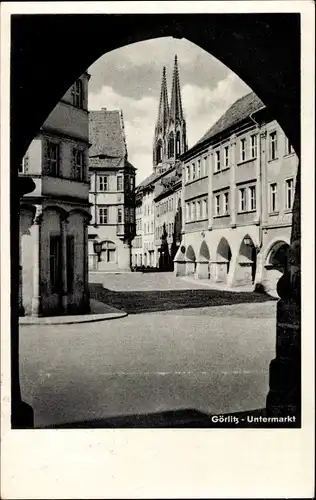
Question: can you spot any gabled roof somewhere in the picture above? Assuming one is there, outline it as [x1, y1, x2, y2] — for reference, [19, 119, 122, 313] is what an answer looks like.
[136, 171, 159, 190]
[196, 91, 264, 145]
[89, 109, 126, 158]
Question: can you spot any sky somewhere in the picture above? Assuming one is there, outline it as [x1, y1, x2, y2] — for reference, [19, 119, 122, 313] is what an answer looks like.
[88, 37, 251, 185]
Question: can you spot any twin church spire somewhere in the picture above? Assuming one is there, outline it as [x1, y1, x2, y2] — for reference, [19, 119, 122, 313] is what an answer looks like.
[153, 55, 187, 173]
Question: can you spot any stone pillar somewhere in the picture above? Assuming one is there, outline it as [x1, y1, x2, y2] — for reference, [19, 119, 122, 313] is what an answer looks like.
[260, 128, 268, 225]
[266, 164, 301, 421]
[208, 151, 213, 230]
[195, 260, 209, 279]
[230, 134, 237, 228]
[60, 218, 68, 313]
[31, 205, 42, 317]
[254, 127, 261, 224]
[83, 221, 90, 312]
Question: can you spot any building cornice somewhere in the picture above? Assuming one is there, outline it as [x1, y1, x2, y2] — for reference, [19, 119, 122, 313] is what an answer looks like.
[41, 125, 90, 146]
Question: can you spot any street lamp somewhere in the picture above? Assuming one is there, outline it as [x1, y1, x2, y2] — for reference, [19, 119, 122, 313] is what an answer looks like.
[93, 241, 102, 262]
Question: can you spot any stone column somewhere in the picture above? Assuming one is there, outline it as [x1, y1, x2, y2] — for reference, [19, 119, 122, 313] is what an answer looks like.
[254, 127, 261, 224]
[260, 128, 268, 225]
[60, 217, 68, 313]
[83, 221, 90, 312]
[230, 134, 237, 228]
[208, 150, 213, 230]
[266, 163, 301, 421]
[31, 205, 42, 317]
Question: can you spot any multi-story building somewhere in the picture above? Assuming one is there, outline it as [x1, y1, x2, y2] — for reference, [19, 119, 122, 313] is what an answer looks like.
[175, 91, 298, 296]
[132, 173, 157, 267]
[19, 73, 91, 316]
[88, 109, 136, 271]
[132, 190, 143, 267]
[131, 55, 187, 269]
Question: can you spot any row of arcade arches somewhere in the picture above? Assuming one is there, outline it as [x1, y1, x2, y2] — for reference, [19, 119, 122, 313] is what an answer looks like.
[183, 236, 290, 294]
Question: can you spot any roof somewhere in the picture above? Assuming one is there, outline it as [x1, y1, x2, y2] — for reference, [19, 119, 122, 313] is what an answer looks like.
[137, 171, 159, 190]
[197, 91, 264, 145]
[89, 109, 126, 158]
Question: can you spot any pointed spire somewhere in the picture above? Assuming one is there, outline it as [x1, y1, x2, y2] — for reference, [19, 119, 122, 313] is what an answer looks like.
[156, 66, 169, 133]
[170, 55, 184, 123]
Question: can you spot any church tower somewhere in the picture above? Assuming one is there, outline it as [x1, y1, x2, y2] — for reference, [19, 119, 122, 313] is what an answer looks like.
[167, 55, 187, 162]
[153, 66, 169, 173]
[153, 56, 187, 174]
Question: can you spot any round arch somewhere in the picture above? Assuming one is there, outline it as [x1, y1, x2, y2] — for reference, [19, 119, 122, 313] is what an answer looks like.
[186, 244, 196, 262]
[263, 236, 291, 265]
[12, 14, 300, 166]
[199, 240, 210, 261]
[216, 237, 232, 261]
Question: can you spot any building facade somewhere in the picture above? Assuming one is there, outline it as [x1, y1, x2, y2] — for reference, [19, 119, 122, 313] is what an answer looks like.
[175, 92, 298, 296]
[131, 55, 186, 269]
[19, 73, 91, 316]
[88, 109, 136, 271]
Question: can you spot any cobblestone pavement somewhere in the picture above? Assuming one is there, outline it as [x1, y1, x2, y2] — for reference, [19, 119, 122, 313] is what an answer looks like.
[19, 272, 277, 428]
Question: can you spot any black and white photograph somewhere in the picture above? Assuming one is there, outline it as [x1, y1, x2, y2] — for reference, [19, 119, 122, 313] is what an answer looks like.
[1, 2, 314, 498]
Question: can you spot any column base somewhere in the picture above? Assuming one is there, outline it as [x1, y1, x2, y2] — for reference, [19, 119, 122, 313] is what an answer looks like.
[11, 400, 34, 429]
[266, 298, 301, 421]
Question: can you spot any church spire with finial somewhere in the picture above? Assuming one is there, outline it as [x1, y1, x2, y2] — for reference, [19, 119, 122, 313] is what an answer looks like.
[170, 55, 184, 124]
[155, 66, 169, 134]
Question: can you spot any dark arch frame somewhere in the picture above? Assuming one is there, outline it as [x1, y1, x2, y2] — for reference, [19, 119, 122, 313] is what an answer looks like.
[11, 13, 301, 427]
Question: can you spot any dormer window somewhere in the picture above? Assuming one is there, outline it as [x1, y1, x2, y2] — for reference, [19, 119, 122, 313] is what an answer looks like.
[72, 79, 83, 109]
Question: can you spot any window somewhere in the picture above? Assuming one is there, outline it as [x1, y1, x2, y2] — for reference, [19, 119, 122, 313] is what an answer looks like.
[98, 207, 108, 224]
[50, 236, 62, 293]
[170, 197, 173, 211]
[129, 177, 134, 191]
[47, 142, 60, 176]
[270, 183, 277, 212]
[73, 149, 85, 181]
[186, 203, 190, 222]
[168, 133, 174, 158]
[186, 165, 191, 183]
[197, 159, 201, 178]
[192, 202, 196, 221]
[117, 175, 123, 191]
[99, 176, 108, 191]
[196, 200, 201, 220]
[151, 221, 153, 233]
[240, 138, 246, 162]
[285, 137, 295, 156]
[215, 194, 221, 216]
[66, 236, 75, 293]
[203, 156, 208, 176]
[192, 163, 196, 180]
[117, 207, 123, 223]
[103, 241, 116, 262]
[285, 178, 294, 210]
[72, 79, 83, 108]
[215, 150, 221, 172]
[250, 134, 257, 158]
[223, 192, 229, 214]
[239, 188, 246, 212]
[269, 131, 278, 160]
[203, 199, 208, 219]
[176, 131, 181, 156]
[249, 185, 256, 210]
[224, 146, 229, 168]
[89, 176, 94, 191]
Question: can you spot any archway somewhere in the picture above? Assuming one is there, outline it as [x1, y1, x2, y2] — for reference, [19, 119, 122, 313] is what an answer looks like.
[11, 13, 301, 427]
[196, 240, 211, 280]
[236, 234, 256, 286]
[264, 240, 290, 297]
[185, 244, 196, 276]
[215, 237, 232, 283]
